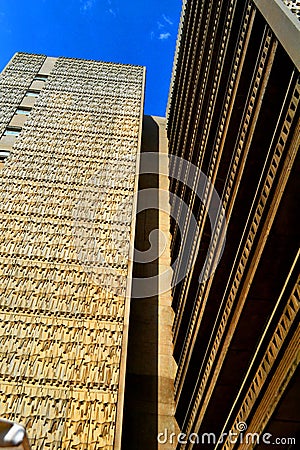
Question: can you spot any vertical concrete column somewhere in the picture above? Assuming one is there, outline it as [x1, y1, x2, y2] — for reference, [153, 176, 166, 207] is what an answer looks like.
[155, 116, 178, 450]
[122, 116, 178, 449]
[38, 56, 58, 75]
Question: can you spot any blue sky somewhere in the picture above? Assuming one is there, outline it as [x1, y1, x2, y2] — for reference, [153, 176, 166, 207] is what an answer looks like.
[0, 0, 181, 116]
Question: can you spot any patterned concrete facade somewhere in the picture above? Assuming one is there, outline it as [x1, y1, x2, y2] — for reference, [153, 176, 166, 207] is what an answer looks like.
[0, 53, 145, 449]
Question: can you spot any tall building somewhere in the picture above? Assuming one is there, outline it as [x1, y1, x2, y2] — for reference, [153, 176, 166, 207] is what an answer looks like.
[167, 0, 299, 448]
[0, 53, 145, 449]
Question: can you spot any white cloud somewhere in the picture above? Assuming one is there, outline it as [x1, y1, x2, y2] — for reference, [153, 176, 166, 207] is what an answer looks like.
[81, 0, 96, 12]
[159, 32, 171, 40]
[151, 13, 173, 41]
[163, 14, 173, 25]
[106, 1, 118, 17]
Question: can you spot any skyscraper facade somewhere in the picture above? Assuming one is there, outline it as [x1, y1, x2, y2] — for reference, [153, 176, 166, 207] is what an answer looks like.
[0, 53, 145, 449]
[167, 0, 299, 447]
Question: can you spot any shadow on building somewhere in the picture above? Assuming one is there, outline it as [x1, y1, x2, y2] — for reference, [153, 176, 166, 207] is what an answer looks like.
[122, 116, 160, 450]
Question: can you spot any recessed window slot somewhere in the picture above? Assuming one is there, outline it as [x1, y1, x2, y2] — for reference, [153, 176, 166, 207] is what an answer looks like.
[16, 107, 31, 116]
[34, 75, 48, 82]
[0, 149, 10, 161]
[4, 127, 22, 137]
[25, 90, 40, 98]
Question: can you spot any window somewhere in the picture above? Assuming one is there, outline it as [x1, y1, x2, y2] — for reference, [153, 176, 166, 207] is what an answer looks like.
[4, 127, 21, 137]
[16, 107, 31, 116]
[25, 90, 40, 97]
[0, 150, 10, 161]
[34, 75, 48, 82]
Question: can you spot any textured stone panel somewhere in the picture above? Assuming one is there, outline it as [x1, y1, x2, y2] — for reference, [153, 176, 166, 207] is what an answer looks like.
[0, 53, 145, 449]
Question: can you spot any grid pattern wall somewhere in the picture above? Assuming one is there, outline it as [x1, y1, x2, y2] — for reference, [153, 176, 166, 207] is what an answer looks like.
[0, 53, 144, 449]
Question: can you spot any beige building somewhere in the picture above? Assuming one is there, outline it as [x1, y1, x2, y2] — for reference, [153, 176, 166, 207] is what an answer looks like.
[0, 53, 145, 449]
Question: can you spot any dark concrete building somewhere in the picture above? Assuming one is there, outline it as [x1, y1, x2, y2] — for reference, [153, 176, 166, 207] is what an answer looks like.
[167, 0, 299, 448]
